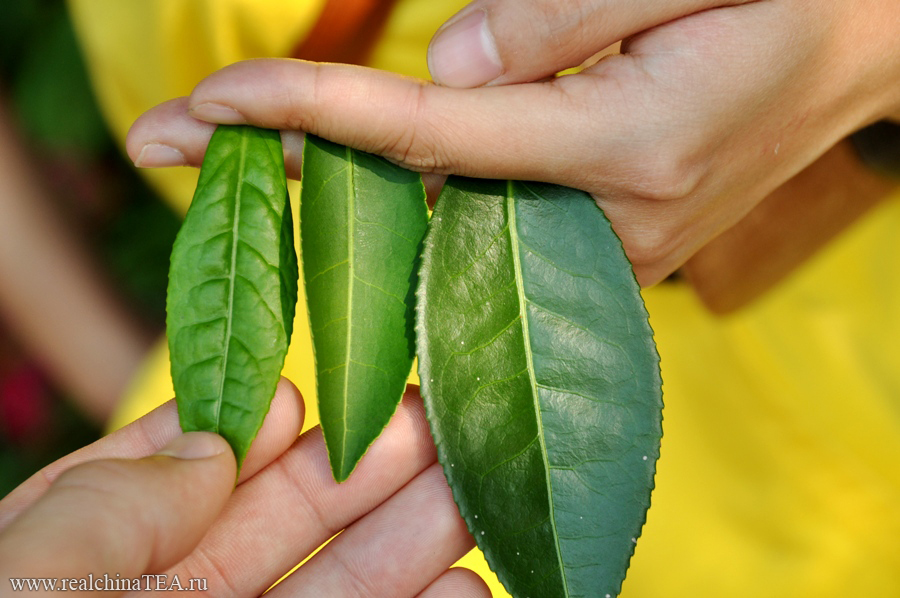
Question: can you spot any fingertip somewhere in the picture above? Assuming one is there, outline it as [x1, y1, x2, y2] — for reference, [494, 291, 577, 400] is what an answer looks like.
[133, 143, 186, 168]
[238, 377, 305, 483]
[400, 384, 426, 424]
[126, 97, 216, 168]
[417, 567, 492, 598]
[188, 102, 247, 125]
[273, 376, 306, 431]
[126, 97, 186, 162]
[428, 9, 503, 88]
[396, 385, 436, 464]
[155, 431, 231, 461]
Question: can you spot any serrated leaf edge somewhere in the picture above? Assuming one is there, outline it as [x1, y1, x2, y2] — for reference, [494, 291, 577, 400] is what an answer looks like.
[416, 177, 665, 598]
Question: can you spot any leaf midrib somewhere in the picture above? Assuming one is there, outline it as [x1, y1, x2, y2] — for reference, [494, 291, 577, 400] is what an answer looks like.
[506, 181, 568, 595]
[215, 132, 249, 433]
[339, 145, 355, 477]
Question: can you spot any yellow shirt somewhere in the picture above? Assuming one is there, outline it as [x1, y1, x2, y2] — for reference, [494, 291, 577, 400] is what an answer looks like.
[68, 1, 900, 596]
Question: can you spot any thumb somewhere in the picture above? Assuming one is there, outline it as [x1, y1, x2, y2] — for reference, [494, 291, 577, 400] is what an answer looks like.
[427, 0, 750, 87]
[0, 432, 235, 581]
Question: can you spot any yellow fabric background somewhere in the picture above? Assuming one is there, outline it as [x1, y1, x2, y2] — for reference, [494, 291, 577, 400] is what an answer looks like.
[68, 1, 900, 596]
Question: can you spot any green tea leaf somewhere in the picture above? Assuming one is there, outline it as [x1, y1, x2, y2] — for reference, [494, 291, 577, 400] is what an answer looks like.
[417, 178, 662, 598]
[167, 125, 298, 470]
[301, 135, 428, 482]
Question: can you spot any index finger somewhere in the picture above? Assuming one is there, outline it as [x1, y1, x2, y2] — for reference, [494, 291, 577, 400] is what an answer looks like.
[180, 59, 598, 185]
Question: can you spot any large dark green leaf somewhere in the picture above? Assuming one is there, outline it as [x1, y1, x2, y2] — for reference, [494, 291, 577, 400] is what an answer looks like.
[167, 125, 298, 470]
[417, 178, 662, 598]
[301, 135, 428, 482]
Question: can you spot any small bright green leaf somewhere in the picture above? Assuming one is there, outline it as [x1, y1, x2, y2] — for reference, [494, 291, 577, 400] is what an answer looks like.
[167, 125, 298, 470]
[301, 135, 428, 482]
[417, 178, 662, 598]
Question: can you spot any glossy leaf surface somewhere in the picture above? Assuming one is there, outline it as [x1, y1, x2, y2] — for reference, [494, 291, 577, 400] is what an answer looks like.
[168, 125, 297, 469]
[301, 135, 427, 482]
[417, 178, 662, 598]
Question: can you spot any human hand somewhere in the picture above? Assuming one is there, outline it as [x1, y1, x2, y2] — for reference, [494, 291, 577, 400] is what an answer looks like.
[425, 0, 900, 294]
[0, 380, 488, 597]
[126, 0, 900, 289]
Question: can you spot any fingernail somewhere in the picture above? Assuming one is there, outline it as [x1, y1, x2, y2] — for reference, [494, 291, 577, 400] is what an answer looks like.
[428, 9, 503, 88]
[189, 102, 247, 124]
[134, 143, 185, 168]
[156, 432, 227, 460]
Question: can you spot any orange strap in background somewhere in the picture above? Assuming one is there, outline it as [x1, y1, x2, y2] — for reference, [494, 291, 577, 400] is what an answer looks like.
[292, 0, 400, 65]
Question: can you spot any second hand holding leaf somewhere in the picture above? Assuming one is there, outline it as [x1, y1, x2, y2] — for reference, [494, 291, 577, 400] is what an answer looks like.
[130, 0, 900, 289]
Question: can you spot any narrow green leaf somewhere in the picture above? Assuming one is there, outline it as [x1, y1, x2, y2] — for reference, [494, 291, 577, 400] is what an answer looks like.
[301, 135, 428, 482]
[417, 178, 663, 598]
[167, 125, 298, 470]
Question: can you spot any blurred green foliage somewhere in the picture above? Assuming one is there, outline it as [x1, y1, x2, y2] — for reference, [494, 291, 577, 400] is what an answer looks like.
[0, 398, 100, 497]
[103, 186, 182, 317]
[13, 9, 110, 153]
[0, 0, 41, 77]
[1, 0, 108, 153]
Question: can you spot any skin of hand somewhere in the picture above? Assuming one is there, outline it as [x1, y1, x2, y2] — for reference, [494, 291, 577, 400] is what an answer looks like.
[0, 379, 490, 598]
[126, 0, 900, 290]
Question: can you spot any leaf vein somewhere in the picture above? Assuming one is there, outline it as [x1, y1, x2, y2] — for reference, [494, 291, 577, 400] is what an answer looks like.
[353, 275, 406, 306]
[307, 259, 349, 284]
[304, 166, 350, 212]
[354, 218, 420, 244]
